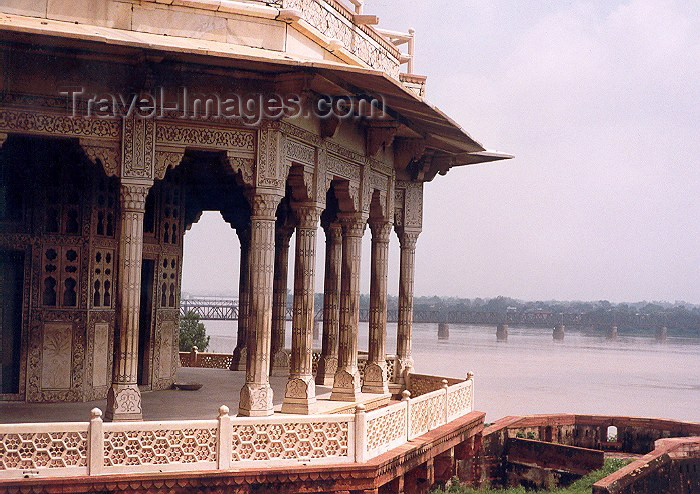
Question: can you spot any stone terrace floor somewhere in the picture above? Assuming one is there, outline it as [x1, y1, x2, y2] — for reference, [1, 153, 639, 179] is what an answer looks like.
[0, 369, 335, 423]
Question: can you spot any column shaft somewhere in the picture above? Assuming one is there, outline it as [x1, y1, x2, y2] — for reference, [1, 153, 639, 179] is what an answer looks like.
[238, 193, 280, 417]
[396, 230, 419, 382]
[106, 180, 151, 421]
[282, 205, 320, 413]
[230, 229, 250, 371]
[331, 214, 366, 401]
[363, 221, 392, 394]
[316, 223, 342, 386]
[270, 228, 292, 376]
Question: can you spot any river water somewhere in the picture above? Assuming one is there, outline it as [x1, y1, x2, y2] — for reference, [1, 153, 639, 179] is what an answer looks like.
[204, 321, 700, 423]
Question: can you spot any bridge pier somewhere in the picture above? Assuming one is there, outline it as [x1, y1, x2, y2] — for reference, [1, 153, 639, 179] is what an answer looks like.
[606, 325, 618, 340]
[553, 324, 565, 340]
[496, 324, 508, 341]
[656, 326, 668, 341]
[437, 322, 449, 340]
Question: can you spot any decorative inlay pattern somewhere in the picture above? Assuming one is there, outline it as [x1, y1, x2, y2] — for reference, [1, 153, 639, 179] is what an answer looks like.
[285, 138, 315, 166]
[103, 427, 217, 467]
[365, 406, 407, 453]
[409, 390, 446, 438]
[0, 430, 88, 470]
[0, 109, 119, 139]
[155, 123, 255, 152]
[230, 421, 349, 461]
[447, 381, 473, 420]
[283, 0, 401, 78]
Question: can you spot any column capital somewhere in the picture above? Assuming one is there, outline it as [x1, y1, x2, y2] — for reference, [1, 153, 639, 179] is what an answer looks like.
[119, 179, 152, 212]
[247, 192, 283, 220]
[338, 213, 367, 238]
[292, 203, 322, 230]
[323, 221, 343, 242]
[274, 224, 294, 247]
[369, 220, 393, 244]
[396, 228, 420, 249]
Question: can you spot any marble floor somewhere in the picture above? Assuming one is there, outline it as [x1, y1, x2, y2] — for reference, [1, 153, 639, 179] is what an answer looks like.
[0, 368, 335, 423]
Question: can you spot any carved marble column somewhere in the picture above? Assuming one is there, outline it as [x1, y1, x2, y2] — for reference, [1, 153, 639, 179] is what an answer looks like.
[270, 226, 293, 377]
[230, 228, 250, 371]
[238, 193, 281, 417]
[315, 222, 342, 387]
[282, 204, 321, 413]
[106, 179, 151, 421]
[331, 214, 366, 401]
[396, 229, 420, 382]
[363, 220, 392, 394]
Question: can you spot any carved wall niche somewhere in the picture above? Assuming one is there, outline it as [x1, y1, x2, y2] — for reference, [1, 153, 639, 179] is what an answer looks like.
[40, 322, 73, 390]
[83, 309, 115, 401]
[159, 177, 183, 248]
[93, 176, 118, 238]
[90, 249, 115, 309]
[152, 310, 179, 391]
[159, 256, 179, 310]
[26, 311, 87, 402]
[40, 246, 81, 309]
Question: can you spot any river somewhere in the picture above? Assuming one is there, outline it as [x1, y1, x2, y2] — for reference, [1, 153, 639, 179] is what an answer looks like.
[203, 321, 700, 422]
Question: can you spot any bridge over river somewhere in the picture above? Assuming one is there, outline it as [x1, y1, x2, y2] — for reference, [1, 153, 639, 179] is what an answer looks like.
[180, 297, 689, 331]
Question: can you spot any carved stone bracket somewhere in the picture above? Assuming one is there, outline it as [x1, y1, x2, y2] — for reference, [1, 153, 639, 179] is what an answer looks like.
[225, 152, 255, 186]
[0, 132, 7, 148]
[366, 122, 400, 156]
[154, 145, 185, 181]
[320, 114, 341, 139]
[80, 138, 121, 177]
[394, 138, 427, 171]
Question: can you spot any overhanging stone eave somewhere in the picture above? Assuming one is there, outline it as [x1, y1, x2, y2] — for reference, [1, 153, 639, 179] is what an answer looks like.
[0, 11, 498, 164]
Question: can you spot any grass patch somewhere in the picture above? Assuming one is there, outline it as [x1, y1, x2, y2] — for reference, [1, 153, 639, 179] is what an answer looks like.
[432, 458, 632, 494]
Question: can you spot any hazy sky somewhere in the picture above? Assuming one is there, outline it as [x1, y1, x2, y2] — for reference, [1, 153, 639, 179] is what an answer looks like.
[182, 0, 700, 303]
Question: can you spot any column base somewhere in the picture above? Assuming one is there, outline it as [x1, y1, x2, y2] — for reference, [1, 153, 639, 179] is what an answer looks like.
[330, 368, 361, 402]
[105, 383, 142, 422]
[361, 362, 389, 394]
[270, 349, 290, 377]
[281, 376, 317, 414]
[315, 355, 337, 387]
[229, 346, 246, 371]
[238, 382, 274, 417]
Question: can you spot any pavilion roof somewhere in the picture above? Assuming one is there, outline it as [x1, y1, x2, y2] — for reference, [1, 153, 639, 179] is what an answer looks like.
[0, 12, 512, 177]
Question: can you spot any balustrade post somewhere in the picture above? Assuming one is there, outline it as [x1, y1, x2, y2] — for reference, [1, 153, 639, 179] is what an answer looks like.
[467, 371, 474, 412]
[354, 404, 367, 463]
[190, 346, 199, 367]
[87, 408, 104, 476]
[442, 379, 449, 424]
[402, 390, 411, 441]
[217, 406, 232, 469]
